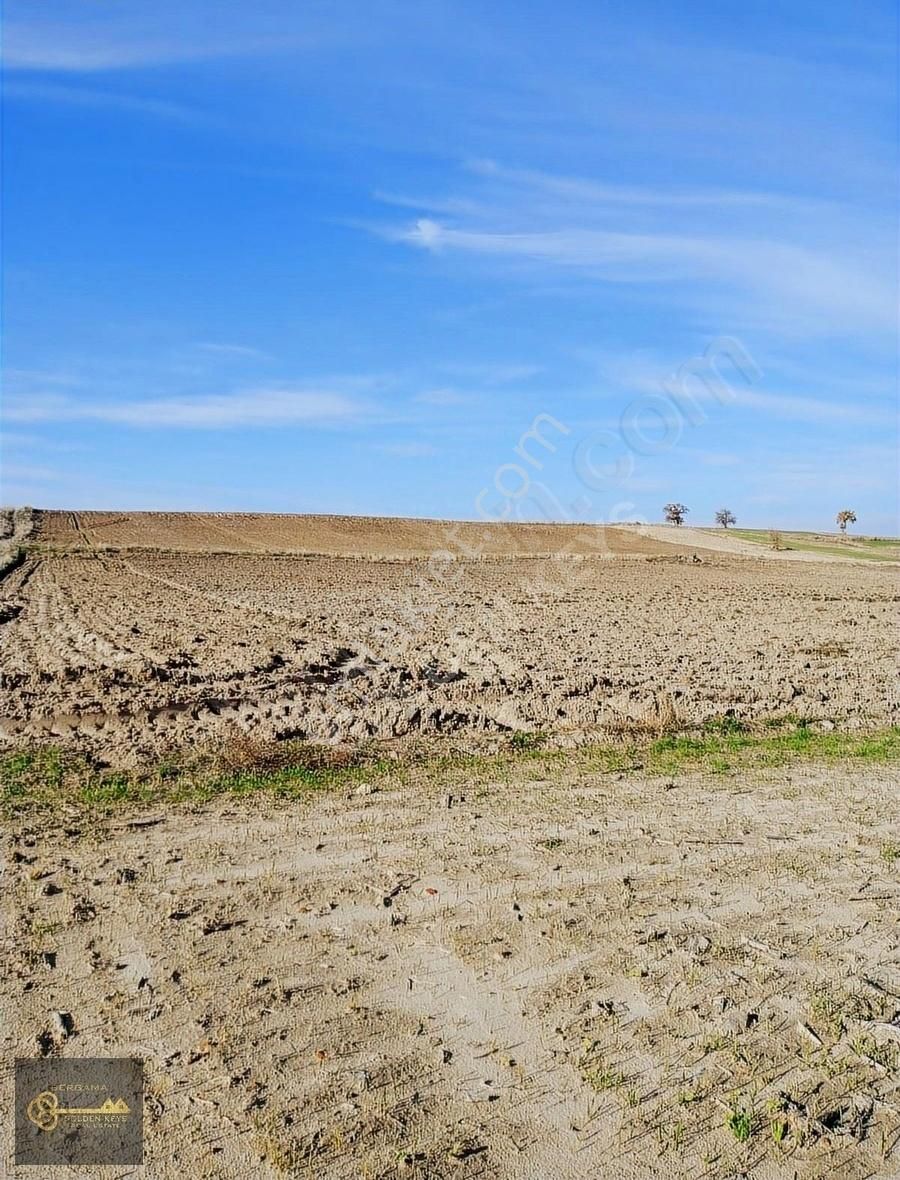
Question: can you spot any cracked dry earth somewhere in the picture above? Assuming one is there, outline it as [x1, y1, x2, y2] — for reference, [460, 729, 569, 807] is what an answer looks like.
[3, 760, 900, 1179]
[1, 512, 898, 764]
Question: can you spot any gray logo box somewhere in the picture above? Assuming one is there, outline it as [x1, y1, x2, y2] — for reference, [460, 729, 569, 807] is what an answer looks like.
[15, 1057, 143, 1166]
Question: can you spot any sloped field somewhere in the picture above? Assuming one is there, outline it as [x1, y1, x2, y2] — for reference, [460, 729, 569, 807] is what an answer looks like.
[34, 510, 689, 559]
[1, 526, 897, 763]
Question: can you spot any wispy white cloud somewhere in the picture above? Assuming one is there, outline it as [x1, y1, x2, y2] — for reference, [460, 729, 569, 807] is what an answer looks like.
[373, 190, 485, 219]
[745, 446, 899, 501]
[0, 429, 87, 453]
[5, 387, 373, 429]
[194, 341, 272, 360]
[725, 388, 895, 426]
[414, 388, 470, 406]
[0, 463, 62, 481]
[3, 22, 199, 70]
[2, 80, 205, 124]
[376, 150, 895, 348]
[375, 441, 437, 458]
[2, 368, 81, 387]
[439, 361, 542, 385]
[391, 217, 893, 338]
[582, 348, 896, 427]
[1, 14, 307, 72]
[690, 450, 742, 468]
[464, 159, 825, 212]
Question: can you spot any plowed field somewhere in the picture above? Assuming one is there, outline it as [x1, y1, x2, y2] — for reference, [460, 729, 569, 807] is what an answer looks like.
[1, 511, 896, 764]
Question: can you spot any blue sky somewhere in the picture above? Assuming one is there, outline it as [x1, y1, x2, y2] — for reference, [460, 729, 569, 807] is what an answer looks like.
[2, 0, 897, 531]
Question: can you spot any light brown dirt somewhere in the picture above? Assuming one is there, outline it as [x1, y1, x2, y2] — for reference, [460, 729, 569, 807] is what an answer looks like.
[3, 761, 899, 1178]
[4, 510, 900, 1178]
[631, 524, 861, 562]
[33, 511, 692, 559]
[1, 538, 897, 763]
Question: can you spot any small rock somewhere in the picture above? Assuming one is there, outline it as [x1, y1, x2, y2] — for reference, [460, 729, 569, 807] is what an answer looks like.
[72, 898, 97, 922]
[686, 933, 711, 955]
[636, 927, 668, 945]
[49, 1011, 74, 1045]
[353, 783, 377, 797]
[448, 1139, 483, 1161]
[41, 882, 62, 896]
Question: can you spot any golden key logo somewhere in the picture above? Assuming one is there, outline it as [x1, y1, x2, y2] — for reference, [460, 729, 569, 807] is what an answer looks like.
[16, 1058, 143, 1165]
[27, 1090, 131, 1132]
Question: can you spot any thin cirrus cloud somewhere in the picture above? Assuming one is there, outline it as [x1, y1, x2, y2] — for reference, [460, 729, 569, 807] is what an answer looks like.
[391, 218, 893, 338]
[584, 348, 896, 428]
[194, 341, 273, 360]
[414, 388, 470, 407]
[1, 11, 309, 72]
[2, 80, 205, 124]
[377, 154, 894, 345]
[463, 159, 825, 212]
[4, 388, 374, 429]
[745, 447, 899, 500]
[724, 388, 895, 427]
[375, 441, 437, 458]
[2, 24, 225, 71]
[0, 463, 62, 482]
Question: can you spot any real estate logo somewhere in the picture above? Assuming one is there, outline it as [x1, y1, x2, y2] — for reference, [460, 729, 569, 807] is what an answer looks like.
[15, 1058, 143, 1165]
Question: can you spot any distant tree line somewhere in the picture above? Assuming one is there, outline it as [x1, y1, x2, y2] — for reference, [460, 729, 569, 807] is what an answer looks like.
[660, 505, 859, 533]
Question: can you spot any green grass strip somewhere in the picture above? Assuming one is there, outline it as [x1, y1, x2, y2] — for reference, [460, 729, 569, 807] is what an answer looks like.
[2, 722, 898, 821]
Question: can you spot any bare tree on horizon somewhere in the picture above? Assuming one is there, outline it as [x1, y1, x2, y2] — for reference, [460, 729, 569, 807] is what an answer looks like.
[664, 503, 688, 526]
[836, 509, 857, 534]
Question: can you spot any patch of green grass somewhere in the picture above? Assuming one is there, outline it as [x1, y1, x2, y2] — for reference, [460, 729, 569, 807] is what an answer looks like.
[770, 1117, 788, 1145]
[726, 1104, 755, 1142]
[647, 724, 900, 774]
[578, 1040, 627, 1093]
[0, 740, 385, 817]
[808, 985, 884, 1040]
[0, 748, 67, 798]
[851, 1034, 895, 1069]
[78, 773, 146, 806]
[702, 714, 748, 736]
[510, 729, 547, 752]
[880, 841, 900, 866]
[2, 722, 898, 820]
[713, 528, 900, 562]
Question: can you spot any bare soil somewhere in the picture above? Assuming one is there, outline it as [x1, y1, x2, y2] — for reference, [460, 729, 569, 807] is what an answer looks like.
[3, 759, 899, 1178]
[33, 511, 691, 559]
[3, 510, 899, 1179]
[1, 513, 897, 764]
